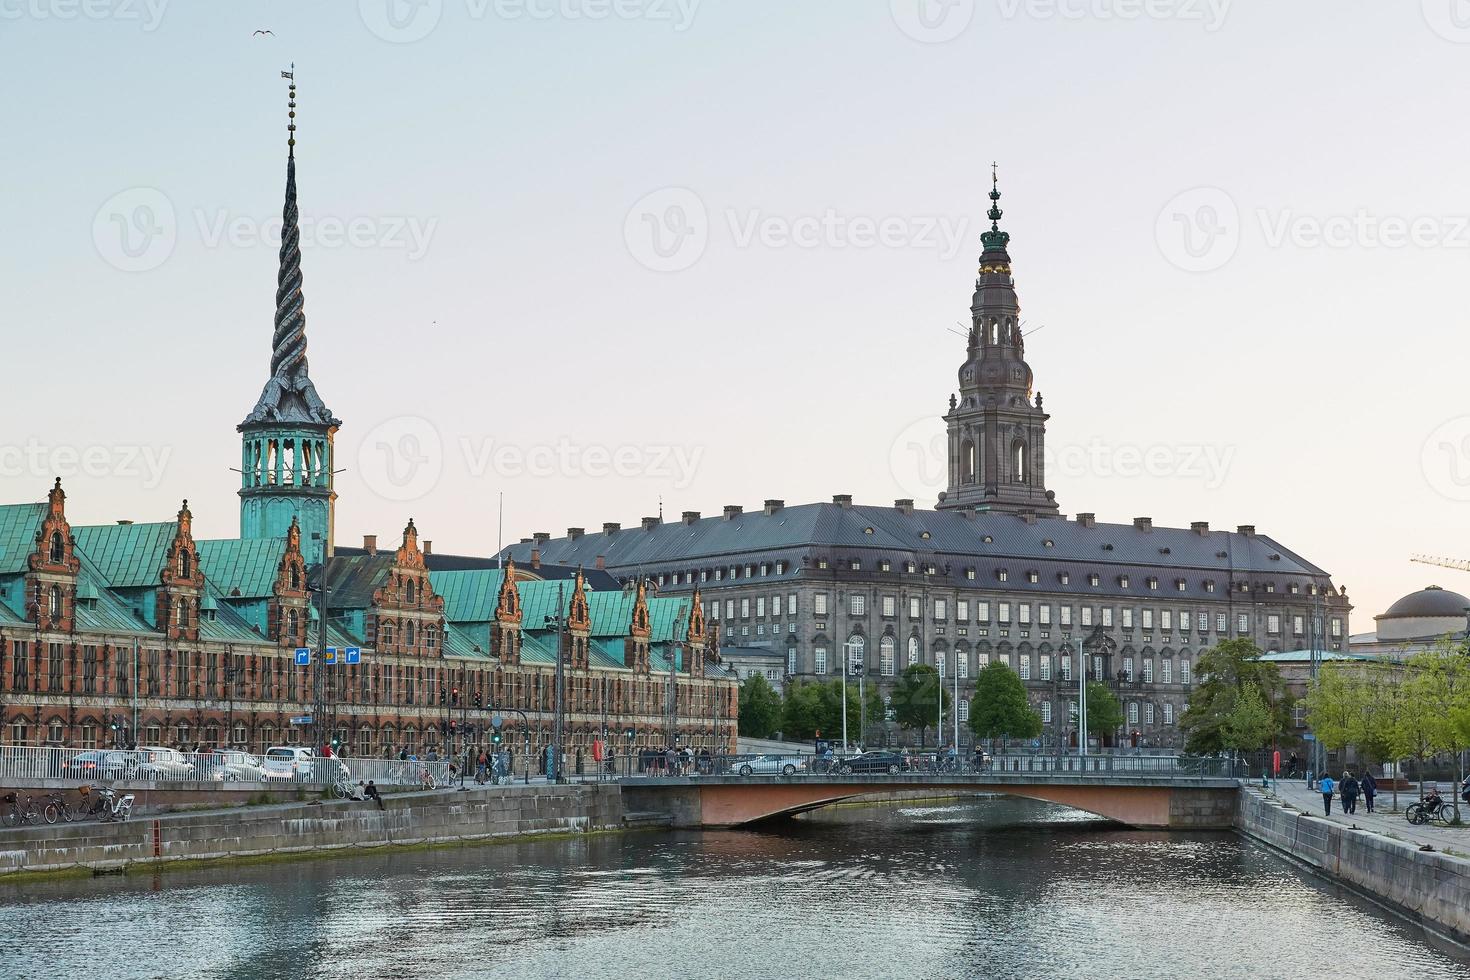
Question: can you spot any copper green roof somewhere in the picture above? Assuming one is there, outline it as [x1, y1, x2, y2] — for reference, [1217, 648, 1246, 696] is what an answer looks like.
[0, 596, 26, 626]
[443, 622, 490, 659]
[199, 538, 286, 600]
[72, 522, 177, 589]
[430, 569, 505, 623]
[0, 503, 45, 575]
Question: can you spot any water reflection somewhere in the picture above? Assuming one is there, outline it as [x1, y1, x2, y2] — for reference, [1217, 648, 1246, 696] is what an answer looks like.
[0, 795, 1465, 980]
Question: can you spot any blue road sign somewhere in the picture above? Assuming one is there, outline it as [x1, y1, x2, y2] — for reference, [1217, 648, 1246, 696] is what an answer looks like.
[323, 647, 339, 664]
[345, 646, 361, 665]
[290, 715, 313, 726]
[294, 648, 311, 666]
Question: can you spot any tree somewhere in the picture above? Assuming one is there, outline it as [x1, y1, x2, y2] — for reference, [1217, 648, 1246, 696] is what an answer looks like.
[1084, 682, 1123, 741]
[1407, 644, 1470, 822]
[969, 662, 1041, 750]
[1225, 683, 1275, 756]
[780, 682, 826, 741]
[891, 664, 950, 747]
[1304, 664, 1362, 758]
[1180, 638, 1286, 755]
[737, 674, 782, 739]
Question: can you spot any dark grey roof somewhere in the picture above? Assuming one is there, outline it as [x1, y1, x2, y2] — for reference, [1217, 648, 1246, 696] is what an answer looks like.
[1379, 586, 1470, 621]
[333, 546, 619, 590]
[501, 502, 1329, 583]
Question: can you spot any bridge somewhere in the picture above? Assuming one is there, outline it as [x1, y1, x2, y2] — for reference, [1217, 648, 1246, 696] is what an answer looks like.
[619, 764, 1242, 830]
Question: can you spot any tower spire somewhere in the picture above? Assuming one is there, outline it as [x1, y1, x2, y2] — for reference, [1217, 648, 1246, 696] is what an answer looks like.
[241, 66, 338, 428]
[981, 162, 1010, 250]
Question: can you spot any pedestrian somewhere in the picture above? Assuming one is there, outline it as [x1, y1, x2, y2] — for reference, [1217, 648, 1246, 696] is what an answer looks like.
[1319, 773, 1336, 816]
[1361, 770, 1378, 814]
[1340, 771, 1359, 815]
[398, 746, 408, 762]
[1287, 752, 1299, 777]
[665, 747, 677, 776]
[476, 750, 489, 784]
[363, 780, 384, 810]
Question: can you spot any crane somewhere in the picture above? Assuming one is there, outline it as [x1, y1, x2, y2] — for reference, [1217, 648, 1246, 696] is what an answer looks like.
[1410, 554, 1470, 573]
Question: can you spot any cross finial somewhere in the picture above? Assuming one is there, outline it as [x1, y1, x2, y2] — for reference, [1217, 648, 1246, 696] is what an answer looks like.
[991, 161, 998, 189]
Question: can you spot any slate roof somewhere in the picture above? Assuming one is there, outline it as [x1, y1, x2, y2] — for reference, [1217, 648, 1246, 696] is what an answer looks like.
[0, 503, 45, 575]
[323, 554, 395, 610]
[334, 547, 619, 590]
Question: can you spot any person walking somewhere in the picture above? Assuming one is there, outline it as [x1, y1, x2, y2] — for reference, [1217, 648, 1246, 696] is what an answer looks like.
[1319, 773, 1336, 816]
[1361, 770, 1378, 814]
[1340, 771, 1359, 815]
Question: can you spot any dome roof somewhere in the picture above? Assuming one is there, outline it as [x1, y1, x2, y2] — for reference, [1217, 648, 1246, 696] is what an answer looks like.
[1380, 586, 1470, 620]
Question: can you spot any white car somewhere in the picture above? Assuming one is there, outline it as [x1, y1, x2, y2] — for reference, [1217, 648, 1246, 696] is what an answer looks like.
[133, 746, 196, 780]
[206, 750, 268, 781]
[262, 746, 348, 781]
[732, 755, 807, 777]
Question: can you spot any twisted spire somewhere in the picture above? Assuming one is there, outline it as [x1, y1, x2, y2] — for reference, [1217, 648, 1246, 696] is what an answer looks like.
[242, 67, 339, 429]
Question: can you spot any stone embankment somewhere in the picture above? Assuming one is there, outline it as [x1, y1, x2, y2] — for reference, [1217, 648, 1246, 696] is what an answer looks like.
[0, 783, 625, 878]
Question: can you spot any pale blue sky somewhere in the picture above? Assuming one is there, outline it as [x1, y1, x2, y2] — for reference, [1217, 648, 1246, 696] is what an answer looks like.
[3, 1, 1470, 624]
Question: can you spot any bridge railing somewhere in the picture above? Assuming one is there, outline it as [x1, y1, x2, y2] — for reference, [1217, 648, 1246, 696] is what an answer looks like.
[613, 752, 1245, 781]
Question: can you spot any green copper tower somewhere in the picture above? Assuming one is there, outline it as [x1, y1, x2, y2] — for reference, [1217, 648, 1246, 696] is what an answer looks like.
[238, 68, 339, 565]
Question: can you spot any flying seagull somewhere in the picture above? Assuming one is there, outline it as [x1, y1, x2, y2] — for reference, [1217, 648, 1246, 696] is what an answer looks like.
[253, 29, 274, 36]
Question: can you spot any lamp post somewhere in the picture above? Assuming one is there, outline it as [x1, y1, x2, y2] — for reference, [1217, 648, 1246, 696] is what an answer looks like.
[840, 640, 863, 754]
[543, 582, 566, 784]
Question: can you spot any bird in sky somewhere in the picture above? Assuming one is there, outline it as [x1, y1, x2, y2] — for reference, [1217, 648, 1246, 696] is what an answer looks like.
[253, 29, 274, 37]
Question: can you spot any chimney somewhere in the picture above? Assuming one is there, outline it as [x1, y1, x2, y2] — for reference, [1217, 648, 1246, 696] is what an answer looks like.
[1237, 524, 1256, 537]
[423, 540, 432, 556]
[1133, 517, 1153, 531]
[533, 532, 551, 545]
[1191, 521, 1210, 536]
[1076, 513, 1095, 528]
[567, 527, 585, 541]
[115, 519, 133, 526]
[1020, 510, 1037, 525]
[682, 511, 701, 525]
[530, 548, 541, 569]
[723, 505, 743, 520]
[895, 498, 914, 515]
[602, 522, 621, 535]
[763, 499, 784, 515]
[641, 516, 660, 530]
[519, 537, 532, 545]
[595, 555, 606, 570]
[832, 494, 853, 508]
[363, 534, 378, 555]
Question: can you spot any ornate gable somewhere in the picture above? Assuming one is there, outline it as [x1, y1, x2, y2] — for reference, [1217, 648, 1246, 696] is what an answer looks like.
[567, 569, 590, 633]
[370, 519, 445, 657]
[495, 559, 522, 625]
[629, 577, 651, 639]
[394, 518, 426, 570]
[157, 499, 205, 641]
[28, 478, 80, 631]
[268, 517, 311, 647]
[273, 518, 308, 600]
[685, 587, 705, 645]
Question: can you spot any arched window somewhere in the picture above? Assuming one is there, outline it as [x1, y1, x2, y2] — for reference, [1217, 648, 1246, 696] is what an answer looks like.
[961, 440, 976, 484]
[845, 635, 865, 677]
[289, 564, 300, 590]
[406, 620, 416, 647]
[907, 636, 920, 667]
[48, 586, 62, 619]
[406, 579, 416, 604]
[49, 531, 64, 564]
[177, 598, 189, 627]
[179, 550, 192, 579]
[1013, 441, 1029, 484]
[879, 635, 896, 676]
[287, 608, 299, 640]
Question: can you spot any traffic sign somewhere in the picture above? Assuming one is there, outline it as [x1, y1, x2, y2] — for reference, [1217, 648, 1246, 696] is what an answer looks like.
[345, 646, 361, 665]
[1303, 733, 1317, 741]
[290, 715, 313, 726]
[490, 714, 504, 730]
[294, 648, 311, 666]
[323, 647, 338, 664]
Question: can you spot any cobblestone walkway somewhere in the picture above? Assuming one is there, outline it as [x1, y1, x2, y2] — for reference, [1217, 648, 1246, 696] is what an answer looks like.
[1265, 777, 1470, 855]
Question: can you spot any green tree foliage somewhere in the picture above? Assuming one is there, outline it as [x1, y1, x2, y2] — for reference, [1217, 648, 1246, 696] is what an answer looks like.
[780, 682, 827, 741]
[890, 664, 951, 747]
[737, 674, 782, 739]
[1303, 665, 1360, 755]
[969, 662, 1041, 748]
[1225, 684, 1275, 754]
[1180, 638, 1286, 755]
[1084, 682, 1124, 740]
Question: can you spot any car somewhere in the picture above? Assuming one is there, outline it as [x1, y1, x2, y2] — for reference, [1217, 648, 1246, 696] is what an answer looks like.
[838, 751, 906, 775]
[262, 746, 348, 781]
[732, 755, 808, 777]
[133, 746, 196, 780]
[62, 750, 140, 781]
[205, 750, 268, 782]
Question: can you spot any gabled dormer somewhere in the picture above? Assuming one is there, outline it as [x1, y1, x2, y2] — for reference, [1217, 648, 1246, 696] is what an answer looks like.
[492, 558, 522, 665]
[157, 500, 205, 641]
[565, 568, 591, 670]
[369, 519, 445, 656]
[268, 517, 311, 647]
[683, 588, 706, 677]
[623, 576, 651, 673]
[27, 479, 80, 632]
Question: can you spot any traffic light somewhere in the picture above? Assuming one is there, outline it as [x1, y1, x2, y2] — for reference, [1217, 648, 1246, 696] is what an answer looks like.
[330, 735, 341, 751]
[439, 689, 447, 707]
[491, 729, 502, 745]
[473, 690, 482, 709]
[624, 727, 635, 742]
[451, 687, 460, 706]
[449, 721, 457, 735]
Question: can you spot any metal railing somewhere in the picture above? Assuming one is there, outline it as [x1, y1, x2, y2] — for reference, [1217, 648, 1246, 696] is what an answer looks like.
[612, 751, 1244, 781]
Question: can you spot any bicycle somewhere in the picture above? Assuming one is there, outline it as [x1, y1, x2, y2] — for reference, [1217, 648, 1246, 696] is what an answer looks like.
[42, 792, 75, 825]
[1406, 796, 1457, 826]
[2, 793, 40, 828]
[330, 777, 357, 800]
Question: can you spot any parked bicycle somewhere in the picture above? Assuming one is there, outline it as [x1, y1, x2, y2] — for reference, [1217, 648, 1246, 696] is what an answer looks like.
[42, 791, 75, 824]
[2, 792, 41, 828]
[1406, 793, 1456, 826]
[93, 787, 134, 822]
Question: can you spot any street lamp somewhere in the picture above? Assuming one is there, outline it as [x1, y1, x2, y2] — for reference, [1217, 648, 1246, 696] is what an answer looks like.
[841, 639, 864, 754]
[543, 582, 566, 784]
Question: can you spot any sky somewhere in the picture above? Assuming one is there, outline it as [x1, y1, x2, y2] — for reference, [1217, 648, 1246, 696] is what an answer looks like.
[2, 0, 1469, 627]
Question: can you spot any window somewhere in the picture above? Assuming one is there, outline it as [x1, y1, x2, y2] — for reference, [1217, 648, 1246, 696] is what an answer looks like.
[880, 559, 891, 572]
[1120, 576, 1130, 589]
[1060, 606, 1072, 627]
[957, 698, 970, 722]
[882, 596, 896, 617]
[909, 597, 921, 619]
[998, 602, 1011, 624]
[1176, 579, 1187, 593]
[1267, 614, 1281, 635]
[1018, 604, 1031, 626]
[1122, 656, 1134, 681]
[757, 597, 766, 617]
[933, 599, 947, 620]
[1215, 612, 1227, 633]
[880, 636, 896, 676]
[1068, 700, 1078, 724]
[998, 569, 1009, 582]
[956, 600, 969, 621]
[1142, 659, 1153, 683]
[1142, 609, 1154, 631]
[814, 593, 828, 616]
[1160, 610, 1172, 631]
[957, 654, 968, 679]
[1128, 702, 1139, 725]
[46, 643, 64, 693]
[49, 531, 64, 563]
[1038, 604, 1050, 626]
[1193, 612, 1205, 632]
[849, 594, 865, 616]
[1088, 573, 1100, 587]
[1236, 612, 1249, 633]
[1027, 570, 1039, 584]
[1161, 659, 1172, 684]
[1039, 655, 1051, 680]
[1121, 608, 1134, 630]
[1145, 702, 1156, 725]
[1060, 654, 1072, 681]
[907, 636, 920, 667]
[1018, 655, 1030, 680]
[726, 600, 736, 619]
[740, 598, 750, 618]
[1059, 572, 1070, 585]
[846, 636, 865, 675]
[48, 586, 62, 620]
[406, 620, 416, 646]
[1041, 700, 1052, 724]
[1331, 618, 1342, 639]
[772, 595, 782, 617]
[82, 645, 97, 695]
[787, 646, 797, 675]
[1081, 607, 1093, 628]
[1180, 660, 1192, 685]
[1101, 608, 1113, 628]
[814, 647, 828, 675]
[1163, 703, 1175, 725]
[1292, 615, 1304, 637]
[48, 720, 63, 744]
[978, 601, 991, 622]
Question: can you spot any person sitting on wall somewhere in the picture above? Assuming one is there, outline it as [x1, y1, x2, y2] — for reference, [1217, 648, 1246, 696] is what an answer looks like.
[362, 780, 384, 810]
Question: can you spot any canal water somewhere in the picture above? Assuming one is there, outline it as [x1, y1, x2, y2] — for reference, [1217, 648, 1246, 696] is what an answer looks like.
[1, 796, 1466, 979]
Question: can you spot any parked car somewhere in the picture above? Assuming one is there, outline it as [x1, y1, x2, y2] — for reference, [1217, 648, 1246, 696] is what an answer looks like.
[62, 750, 139, 781]
[262, 746, 348, 781]
[205, 750, 268, 782]
[838, 751, 906, 775]
[133, 747, 196, 779]
[732, 755, 808, 777]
